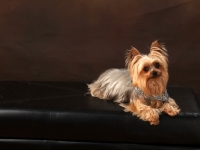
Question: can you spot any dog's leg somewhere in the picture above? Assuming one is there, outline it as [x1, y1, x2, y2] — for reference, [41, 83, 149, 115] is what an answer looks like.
[120, 99, 161, 125]
[161, 98, 180, 116]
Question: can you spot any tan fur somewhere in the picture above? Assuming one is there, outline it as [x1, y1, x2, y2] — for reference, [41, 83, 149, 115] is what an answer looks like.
[162, 98, 180, 116]
[88, 40, 180, 125]
[120, 99, 161, 125]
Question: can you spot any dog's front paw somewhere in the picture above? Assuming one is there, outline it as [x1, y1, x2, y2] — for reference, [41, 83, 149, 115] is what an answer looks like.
[120, 103, 160, 125]
[150, 119, 160, 125]
[162, 98, 180, 117]
[166, 107, 180, 117]
[140, 109, 160, 125]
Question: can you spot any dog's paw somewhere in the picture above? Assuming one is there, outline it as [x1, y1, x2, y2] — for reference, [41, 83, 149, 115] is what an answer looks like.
[147, 112, 160, 125]
[119, 103, 160, 125]
[150, 119, 160, 125]
[162, 98, 180, 117]
[162, 103, 180, 117]
[167, 107, 180, 117]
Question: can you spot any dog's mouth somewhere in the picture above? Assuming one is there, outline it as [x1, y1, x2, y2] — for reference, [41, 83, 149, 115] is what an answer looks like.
[147, 75, 162, 83]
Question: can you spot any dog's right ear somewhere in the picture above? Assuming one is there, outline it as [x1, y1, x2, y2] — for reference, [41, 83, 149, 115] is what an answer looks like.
[125, 47, 142, 68]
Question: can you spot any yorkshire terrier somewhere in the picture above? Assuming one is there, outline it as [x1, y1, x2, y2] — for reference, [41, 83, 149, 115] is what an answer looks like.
[88, 41, 180, 125]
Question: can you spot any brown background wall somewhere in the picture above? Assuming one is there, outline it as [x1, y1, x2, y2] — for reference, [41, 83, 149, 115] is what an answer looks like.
[0, 0, 200, 99]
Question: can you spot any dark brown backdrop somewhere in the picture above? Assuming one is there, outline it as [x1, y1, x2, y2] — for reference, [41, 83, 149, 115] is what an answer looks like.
[0, 0, 200, 99]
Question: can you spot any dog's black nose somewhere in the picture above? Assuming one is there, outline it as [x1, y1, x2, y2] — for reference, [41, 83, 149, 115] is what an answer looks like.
[152, 71, 158, 77]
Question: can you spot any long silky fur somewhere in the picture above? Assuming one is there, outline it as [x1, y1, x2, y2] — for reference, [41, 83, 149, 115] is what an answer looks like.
[88, 69, 140, 103]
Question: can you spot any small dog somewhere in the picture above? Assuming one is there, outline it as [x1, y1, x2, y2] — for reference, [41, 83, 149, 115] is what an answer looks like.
[88, 41, 180, 125]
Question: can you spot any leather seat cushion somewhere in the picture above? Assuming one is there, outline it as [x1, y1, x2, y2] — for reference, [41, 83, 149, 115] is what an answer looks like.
[0, 82, 199, 145]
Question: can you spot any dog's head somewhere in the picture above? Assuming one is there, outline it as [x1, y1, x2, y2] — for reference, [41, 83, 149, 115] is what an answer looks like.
[125, 40, 169, 96]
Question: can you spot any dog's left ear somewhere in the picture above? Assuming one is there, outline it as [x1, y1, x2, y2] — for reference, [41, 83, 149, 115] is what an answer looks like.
[125, 47, 142, 68]
[150, 40, 168, 60]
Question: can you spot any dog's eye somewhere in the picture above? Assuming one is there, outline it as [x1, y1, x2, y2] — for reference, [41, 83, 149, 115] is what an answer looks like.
[155, 63, 160, 69]
[143, 67, 149, 72]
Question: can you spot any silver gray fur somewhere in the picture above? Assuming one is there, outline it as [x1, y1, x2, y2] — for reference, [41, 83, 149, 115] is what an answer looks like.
[88, 68, 137, 103]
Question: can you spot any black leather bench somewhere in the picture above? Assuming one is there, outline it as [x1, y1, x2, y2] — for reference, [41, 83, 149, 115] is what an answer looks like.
[0, 82, 199, 150]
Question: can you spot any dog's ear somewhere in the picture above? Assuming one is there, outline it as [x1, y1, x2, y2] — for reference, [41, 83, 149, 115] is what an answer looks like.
[125, 47, 142, 68]
[150, 40, 168, 61]
[151, 40, 162, 49]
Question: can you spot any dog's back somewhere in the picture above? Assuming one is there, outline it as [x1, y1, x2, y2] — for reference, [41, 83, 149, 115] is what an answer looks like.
[88, 68, 134, 103]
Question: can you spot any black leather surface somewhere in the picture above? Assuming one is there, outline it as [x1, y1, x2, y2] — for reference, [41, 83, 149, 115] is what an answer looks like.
[0, 82, 199, 146]
[0, 139, 47, 150]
